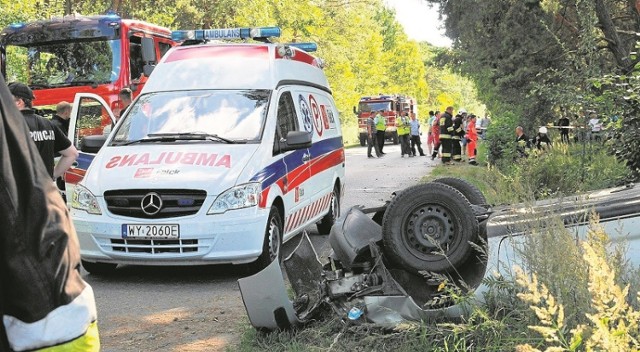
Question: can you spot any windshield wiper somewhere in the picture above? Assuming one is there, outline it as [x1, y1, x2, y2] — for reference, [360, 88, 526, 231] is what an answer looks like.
[115, 133, 235, 146]
[148, 132, 235, 144]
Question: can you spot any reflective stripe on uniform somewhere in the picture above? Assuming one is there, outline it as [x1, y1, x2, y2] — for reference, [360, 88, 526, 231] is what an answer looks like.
[39, 321, 100, 352]
[4, 285, 98, 351]
[439, 134, 451, 139]
[441, 152, 452, 157]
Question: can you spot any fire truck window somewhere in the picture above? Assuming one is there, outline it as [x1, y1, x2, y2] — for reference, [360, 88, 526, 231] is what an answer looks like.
[158, 42, 172, 59]
[273, 92, 299, 155]
[129, 36, 144, 80]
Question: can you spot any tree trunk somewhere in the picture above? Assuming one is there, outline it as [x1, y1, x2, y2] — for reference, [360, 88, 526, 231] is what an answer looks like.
[594, 0, 632, 72]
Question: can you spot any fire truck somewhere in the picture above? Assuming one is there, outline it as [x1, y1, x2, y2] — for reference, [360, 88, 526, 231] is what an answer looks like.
[1, 13, 176, 120]
[354, 94, 418, 146]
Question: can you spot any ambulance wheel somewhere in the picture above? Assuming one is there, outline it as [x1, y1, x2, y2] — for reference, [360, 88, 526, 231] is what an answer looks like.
[251, 206, 283, 272]
[81, 260, 117, 275]
[317, 185, 341, 234]
[381, 182, 479, 273]
[432, 177, 487, 205]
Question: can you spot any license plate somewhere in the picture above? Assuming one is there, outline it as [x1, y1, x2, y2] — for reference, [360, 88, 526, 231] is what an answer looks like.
[122, 224, 180, 239]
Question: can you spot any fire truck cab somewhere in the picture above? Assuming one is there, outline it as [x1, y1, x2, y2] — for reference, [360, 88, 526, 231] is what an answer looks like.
[1, 13, 175, 119]
[354, 94, 418, 146]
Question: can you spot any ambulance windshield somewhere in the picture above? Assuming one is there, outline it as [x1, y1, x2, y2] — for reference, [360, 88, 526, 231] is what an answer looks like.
[110, 89, 270, 144]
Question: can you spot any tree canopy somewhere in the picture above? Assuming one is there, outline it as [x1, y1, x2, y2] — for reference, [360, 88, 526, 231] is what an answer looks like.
[0, 0, 484, 133]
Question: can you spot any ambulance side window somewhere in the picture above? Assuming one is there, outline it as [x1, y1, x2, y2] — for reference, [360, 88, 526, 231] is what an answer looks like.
[273, 92, 299, 155]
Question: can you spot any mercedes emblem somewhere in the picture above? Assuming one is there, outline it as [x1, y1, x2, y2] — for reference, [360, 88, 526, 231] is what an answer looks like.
[141, 192, 163, 216]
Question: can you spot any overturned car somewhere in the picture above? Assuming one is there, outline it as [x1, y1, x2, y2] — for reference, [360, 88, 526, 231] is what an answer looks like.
[239, 178, 640, 329]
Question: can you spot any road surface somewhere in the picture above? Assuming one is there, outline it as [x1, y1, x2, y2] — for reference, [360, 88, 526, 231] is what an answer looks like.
[85, 143, 436, 351]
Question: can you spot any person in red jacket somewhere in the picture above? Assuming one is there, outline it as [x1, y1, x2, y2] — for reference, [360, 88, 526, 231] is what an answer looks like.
[430, 110, 441, 160]
[466, 114, 478, 165]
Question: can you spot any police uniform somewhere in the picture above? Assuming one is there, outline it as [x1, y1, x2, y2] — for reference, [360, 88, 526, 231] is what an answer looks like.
[9, 83, 72, 178]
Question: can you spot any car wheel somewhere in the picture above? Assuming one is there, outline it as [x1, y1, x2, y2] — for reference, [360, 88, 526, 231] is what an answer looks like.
[381, 182, 479, 273]
[250, 206, 283, 272]
[317, 185, 340, 234]
[432, 177, 487, 205]
[81, 260, 117, 275]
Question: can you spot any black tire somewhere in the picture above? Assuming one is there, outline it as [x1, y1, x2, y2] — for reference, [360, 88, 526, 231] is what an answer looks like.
[317, 185, 341, 234]
[250, 206, 283, 272]
[81, 260, 117, 275]
[432, 177, 487, 205]
[359, 134, 366, 147]
[392, 132, 399, 145]
[381, 182, 479, 273]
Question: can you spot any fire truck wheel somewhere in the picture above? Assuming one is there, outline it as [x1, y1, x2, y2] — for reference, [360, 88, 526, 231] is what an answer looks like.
[317, 184, 341, 234]
[249, 206, 283, 272]
[381, 182, 479, 273]
[81, 260, 117, 275]
[359, 135, 366, 146]
[392, 132, 399, 145]
[432, 177, 487, 205]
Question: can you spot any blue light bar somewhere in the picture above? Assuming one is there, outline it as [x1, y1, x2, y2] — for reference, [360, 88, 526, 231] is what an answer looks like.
[8, 22, 26, 29]
[286, 42, 317, 53]
[171, 27, 281, 42]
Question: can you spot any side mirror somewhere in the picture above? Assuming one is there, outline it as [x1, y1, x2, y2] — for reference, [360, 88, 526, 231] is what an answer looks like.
[280, 131, 312, 152]
[141, 37, 157, 76]
[80, 135, 108, 153]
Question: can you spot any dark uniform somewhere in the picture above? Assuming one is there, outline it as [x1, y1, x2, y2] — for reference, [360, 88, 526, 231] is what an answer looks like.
[516, 133, 531, 158]
[451, 114, 464, 162]
[21, 109, 71, 178]
[1, 77, 100, 351]
[439, 111, 454, 163]
[558, 116, 570, 143]
[51, 113, 70, 136]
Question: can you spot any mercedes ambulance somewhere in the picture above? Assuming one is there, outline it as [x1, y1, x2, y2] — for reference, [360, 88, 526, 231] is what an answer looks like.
[67, 27, 345, 274]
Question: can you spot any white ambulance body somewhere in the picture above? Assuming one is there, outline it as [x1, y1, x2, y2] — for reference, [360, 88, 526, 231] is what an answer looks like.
[69, 28, 345, 273]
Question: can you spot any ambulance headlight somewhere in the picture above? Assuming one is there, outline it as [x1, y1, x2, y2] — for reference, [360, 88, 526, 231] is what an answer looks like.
[71, 184, 102, 215]
[208, 183, 261, 214]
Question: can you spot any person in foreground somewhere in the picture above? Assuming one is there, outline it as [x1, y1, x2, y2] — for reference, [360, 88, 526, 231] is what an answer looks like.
[0, 76, 100, 351]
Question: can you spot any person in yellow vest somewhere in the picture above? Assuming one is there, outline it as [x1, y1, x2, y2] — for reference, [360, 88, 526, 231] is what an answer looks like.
[396, 111, 412, 157]
[373, 110, 386, 155]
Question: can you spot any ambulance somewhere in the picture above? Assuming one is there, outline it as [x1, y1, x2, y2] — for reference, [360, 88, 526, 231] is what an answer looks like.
[67, 27, 345, 274]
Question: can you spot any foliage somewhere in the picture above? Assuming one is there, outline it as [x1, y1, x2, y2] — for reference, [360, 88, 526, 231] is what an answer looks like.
[514, 217, 640, 351]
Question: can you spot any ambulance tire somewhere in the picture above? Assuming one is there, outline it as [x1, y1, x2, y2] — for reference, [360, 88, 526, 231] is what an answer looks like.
[81, 260, 117, 275]
[251, 206, 283, 272]
[317, 185, 341, 234]
[432, 177, 487, 205]
[381, 182, 478, 273]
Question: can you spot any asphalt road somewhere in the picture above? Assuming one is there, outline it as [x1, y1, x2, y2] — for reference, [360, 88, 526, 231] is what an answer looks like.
[84, 143, 436, 351]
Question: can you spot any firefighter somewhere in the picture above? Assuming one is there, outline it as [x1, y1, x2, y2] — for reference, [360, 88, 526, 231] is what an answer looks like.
[397, 111, 411, 157]
[451, 113, 464, 162]
[439, 106, 454, 164]
[466, 114, 478, 165]
[374, 109, 386, 154]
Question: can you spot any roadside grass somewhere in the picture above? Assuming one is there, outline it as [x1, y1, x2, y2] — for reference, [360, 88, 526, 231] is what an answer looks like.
[231, 139, 639, 351]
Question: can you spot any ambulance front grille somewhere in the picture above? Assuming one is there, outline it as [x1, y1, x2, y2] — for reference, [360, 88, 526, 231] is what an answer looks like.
[110, 239, 199, 254]
[104, 189, 207, 219]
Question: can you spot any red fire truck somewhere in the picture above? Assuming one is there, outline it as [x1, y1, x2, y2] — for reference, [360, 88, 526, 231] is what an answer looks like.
[0, 13, 175, 121]
[354, 94, 418, 146]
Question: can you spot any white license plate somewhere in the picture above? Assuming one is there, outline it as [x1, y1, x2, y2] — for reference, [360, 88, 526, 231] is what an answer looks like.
[122, 224, 180, 239]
